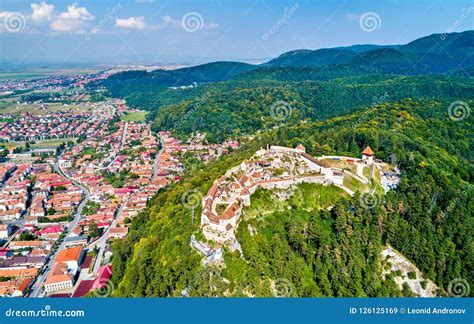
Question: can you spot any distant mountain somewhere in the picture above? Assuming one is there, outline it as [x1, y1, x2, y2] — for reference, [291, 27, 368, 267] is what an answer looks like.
[263, 30, 473, 74]
[400, 31, 473, 54]
[450, 64, 474, 77]
[105, 61, 257, 88]
[236, 31, 474, 81]
[347, 48, 421, 74]
[234, 64, 379, 82]
[102, 31, 473, 88]
[264, 44, 403, 68]
[337, 44, 399, 53]
[265, 48, 359, 68]
[97, 30, 474, 111]
[156, 61, 257, 85]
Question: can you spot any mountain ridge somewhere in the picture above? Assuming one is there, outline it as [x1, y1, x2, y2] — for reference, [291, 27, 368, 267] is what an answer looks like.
[98, 30, 473, 93]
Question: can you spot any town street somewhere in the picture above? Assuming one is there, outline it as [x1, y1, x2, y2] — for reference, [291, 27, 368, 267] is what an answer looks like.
[89, 203, 125, 274]
[29, 161, 91, 297]
[152, 133, 164, 180]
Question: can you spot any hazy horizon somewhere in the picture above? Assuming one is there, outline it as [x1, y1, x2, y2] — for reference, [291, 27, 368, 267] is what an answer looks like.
[1, 0, 473, 66]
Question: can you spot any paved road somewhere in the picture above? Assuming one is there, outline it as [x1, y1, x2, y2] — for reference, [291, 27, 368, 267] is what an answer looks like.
[29, 161, 91, 298]
[152, 134, 164, 180]
[90, 128, 160, 274]
[121, 122, 128, 148]
[30, 119, 152, 294]
[91, 121, 128, 171]
[89, 203, 126, 274]
[86, 122, 130, 274]
[2, 213, 26, 248]
[29, 107, 120, 297]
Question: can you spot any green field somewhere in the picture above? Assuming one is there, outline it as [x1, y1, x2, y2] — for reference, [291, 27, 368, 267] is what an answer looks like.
[0, 102, 98, 115]
[31, 138, 76, 149]
[120, 111, 149, 122]
[0, 67, 103, 81]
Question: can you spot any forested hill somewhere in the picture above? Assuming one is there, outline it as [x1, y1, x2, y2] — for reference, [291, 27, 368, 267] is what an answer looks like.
[152, 75, 473, 142]
[95, 31, 474, 138]
[106, 61, 256, 88]
[111, 99, 473, 297]
[265, 31, 473, 71]
[103, 30, 473, 298]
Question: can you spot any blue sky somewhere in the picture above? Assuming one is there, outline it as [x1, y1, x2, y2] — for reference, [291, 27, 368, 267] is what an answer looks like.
[0, 0, 473, 64]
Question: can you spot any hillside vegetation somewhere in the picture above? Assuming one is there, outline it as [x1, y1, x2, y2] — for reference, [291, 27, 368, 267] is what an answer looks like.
[111, 99, 473, 297]
[95, 31, 473, 121]
[104, 31, 473, 297]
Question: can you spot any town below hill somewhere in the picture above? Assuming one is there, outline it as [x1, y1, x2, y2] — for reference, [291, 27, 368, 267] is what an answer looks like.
[0, 95, 239, 297]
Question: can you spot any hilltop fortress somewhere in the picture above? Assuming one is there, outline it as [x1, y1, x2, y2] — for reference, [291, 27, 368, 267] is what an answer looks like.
[195, 145, 400, 259]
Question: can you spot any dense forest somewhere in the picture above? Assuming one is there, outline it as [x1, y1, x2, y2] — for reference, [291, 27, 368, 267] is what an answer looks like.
[151, 75, 474, 142]
[100, 73, 474, 143]
[94, 31, 473, 114]
[111, 99, 473, 297]
[100, 31, 473, 297]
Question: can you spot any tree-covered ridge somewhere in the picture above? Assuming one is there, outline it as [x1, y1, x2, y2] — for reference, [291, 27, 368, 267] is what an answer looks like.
[111, 99, 473, 297]
[265, 31, 473, 73]
[151, 75, 474, 142]
[95, 31, 473, 123]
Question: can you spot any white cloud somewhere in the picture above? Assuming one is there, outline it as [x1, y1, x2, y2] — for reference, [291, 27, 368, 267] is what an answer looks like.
[115, 16, 145, 30]
[50, 4, 95, 33]
[31, 2, 54, 22]
[58, 4, 94, 21]
[50, 18, 85, 33]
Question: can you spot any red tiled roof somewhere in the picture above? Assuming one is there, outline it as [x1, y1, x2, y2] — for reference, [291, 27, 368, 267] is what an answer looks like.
[72, 280, 94, 297]
[55, 246, 83, 263]
[362, 146, 374, 156]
